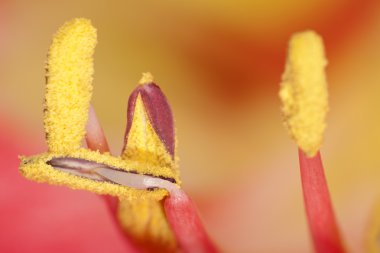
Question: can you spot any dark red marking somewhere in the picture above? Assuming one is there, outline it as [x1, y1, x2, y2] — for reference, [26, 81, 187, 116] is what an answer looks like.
[124, 83, 175, 159]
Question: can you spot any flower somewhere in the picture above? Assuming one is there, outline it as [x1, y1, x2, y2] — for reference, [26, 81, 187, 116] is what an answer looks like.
[2, 1, 380, 252]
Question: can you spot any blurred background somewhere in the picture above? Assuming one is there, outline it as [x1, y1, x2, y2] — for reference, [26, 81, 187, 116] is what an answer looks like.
[1, 0, 380, 252]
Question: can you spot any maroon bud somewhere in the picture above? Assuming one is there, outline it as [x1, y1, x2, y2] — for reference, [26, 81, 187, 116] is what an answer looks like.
[124, 81, 175, 159]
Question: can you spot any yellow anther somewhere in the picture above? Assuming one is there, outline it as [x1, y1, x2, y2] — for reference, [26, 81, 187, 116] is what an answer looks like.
[279, 30, 328, 157]
[45, 18, 96, 154]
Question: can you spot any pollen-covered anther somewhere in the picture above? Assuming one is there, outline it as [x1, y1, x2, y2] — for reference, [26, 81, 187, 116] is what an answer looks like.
[44, 18, 96, 154]
[279, 30, 328, 157]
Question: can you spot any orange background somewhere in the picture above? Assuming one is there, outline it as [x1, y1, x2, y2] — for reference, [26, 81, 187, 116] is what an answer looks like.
[1, 1, 380, 252]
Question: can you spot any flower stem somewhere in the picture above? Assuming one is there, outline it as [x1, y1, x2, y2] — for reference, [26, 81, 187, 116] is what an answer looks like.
[299, 149, 346, 253]
[164, 189, 219, 253]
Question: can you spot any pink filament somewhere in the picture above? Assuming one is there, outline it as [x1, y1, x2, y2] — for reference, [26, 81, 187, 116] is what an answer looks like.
[299, 149, 346, 253]
[164, 189, 219, 253]
[85, 105, 110, 153]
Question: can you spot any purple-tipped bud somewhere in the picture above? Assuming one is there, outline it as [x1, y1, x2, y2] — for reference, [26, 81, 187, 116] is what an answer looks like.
[123, 77, 175, 160]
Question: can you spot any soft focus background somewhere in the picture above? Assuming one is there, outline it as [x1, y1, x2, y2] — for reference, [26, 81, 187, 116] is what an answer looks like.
[1, 0, 380, 252]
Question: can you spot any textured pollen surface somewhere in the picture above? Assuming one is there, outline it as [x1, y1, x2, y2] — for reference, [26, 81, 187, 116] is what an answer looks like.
[19, 149, 178, 200]
[279, 31, 328, 157]
[45, 18, 96, 154]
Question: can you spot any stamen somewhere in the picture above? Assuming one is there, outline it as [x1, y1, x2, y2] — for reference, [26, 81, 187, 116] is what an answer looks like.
[280, 31, 346, 253]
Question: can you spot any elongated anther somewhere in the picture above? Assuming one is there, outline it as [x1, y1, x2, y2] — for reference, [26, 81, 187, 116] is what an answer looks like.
[279, 31, 328, 157]
[45, 18, 96, 154]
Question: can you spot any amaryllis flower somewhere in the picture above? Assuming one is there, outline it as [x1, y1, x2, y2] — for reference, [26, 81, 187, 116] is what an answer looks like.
[10, 17, 356, 253]
[18, 18, 217, 253]
[2, 3, 380, 252]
